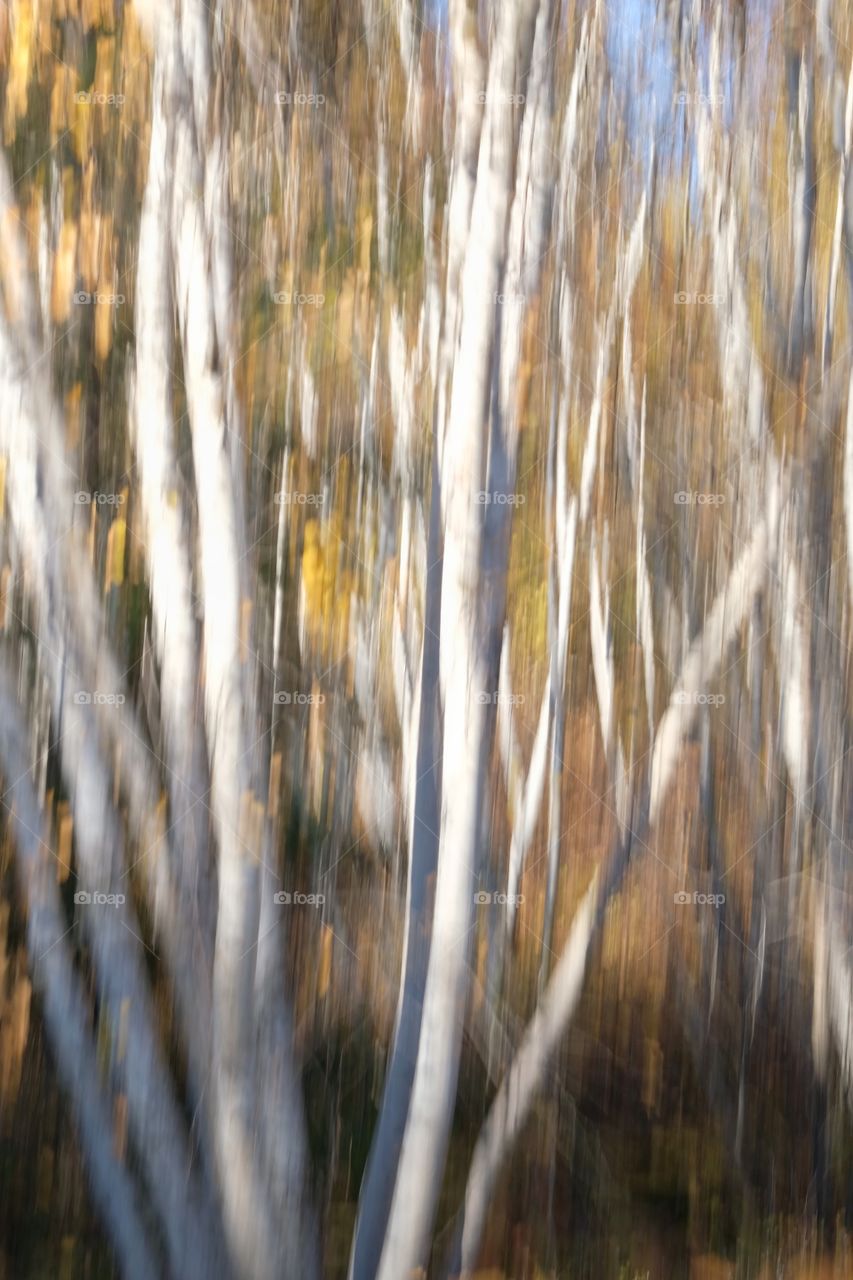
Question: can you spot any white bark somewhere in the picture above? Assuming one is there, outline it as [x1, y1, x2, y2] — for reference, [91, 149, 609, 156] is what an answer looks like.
[650, 460, 781, 823]
[376, 6, 540, 1275]
[775, 535, 809, 820]
[536, 177, 644, 962]
[589, 535, 615, 759]
[787, 54, 815, 374]
[0, 678, 159, 1280]
[131, 44, 215, 1047]
[0, 146, 251, 1255]
[457, 874, 599, 1275]
[491, 0, 563, 939]
[637, 384, 656, 738]
[170, 79, 281, 1280]
[555, 13, 592, 257]
[697, 27, 764, 448]
[161, 10, 314, 1270]
[579, 320, 612, 524]
[349, 458, 444, 1280]
[454, 458, 783, 1274]
[823, 59, 853, 369]
[845, 368, 853, 617]
[826, 902, 853, 1108]
[396, 0, 423, 151]
[435, 0, 486, 465]
[0, 338, 224, 1279]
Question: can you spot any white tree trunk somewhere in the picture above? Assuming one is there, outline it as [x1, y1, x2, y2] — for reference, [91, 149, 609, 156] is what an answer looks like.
[454, 459, 783, 1274]
[0, 677, 159, 1280]
[376, 5, 540, 1275]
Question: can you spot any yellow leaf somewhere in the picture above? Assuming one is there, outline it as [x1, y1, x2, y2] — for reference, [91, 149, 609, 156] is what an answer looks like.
[51, 221, 78, 324]
[122, 1, 149, 59]
[81, 0, 100, 32]
[71, 94, 92, 162]
[95, 289, 114, 362]
[106, 515, 126, 588]
[65, 382, 83, 450]
[98, 0, 117, 33]
[95, 36, 115, 86]
[78, 210, 99, 290]
[49, 66, 74, 139]
[4, 0, 33, 143]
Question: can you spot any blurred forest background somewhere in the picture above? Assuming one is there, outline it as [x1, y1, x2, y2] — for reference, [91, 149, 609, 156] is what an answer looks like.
[0, 0, 850, 1276]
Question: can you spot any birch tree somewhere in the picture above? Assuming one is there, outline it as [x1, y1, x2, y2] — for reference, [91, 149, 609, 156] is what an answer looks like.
[1, 1, 852, 1277]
